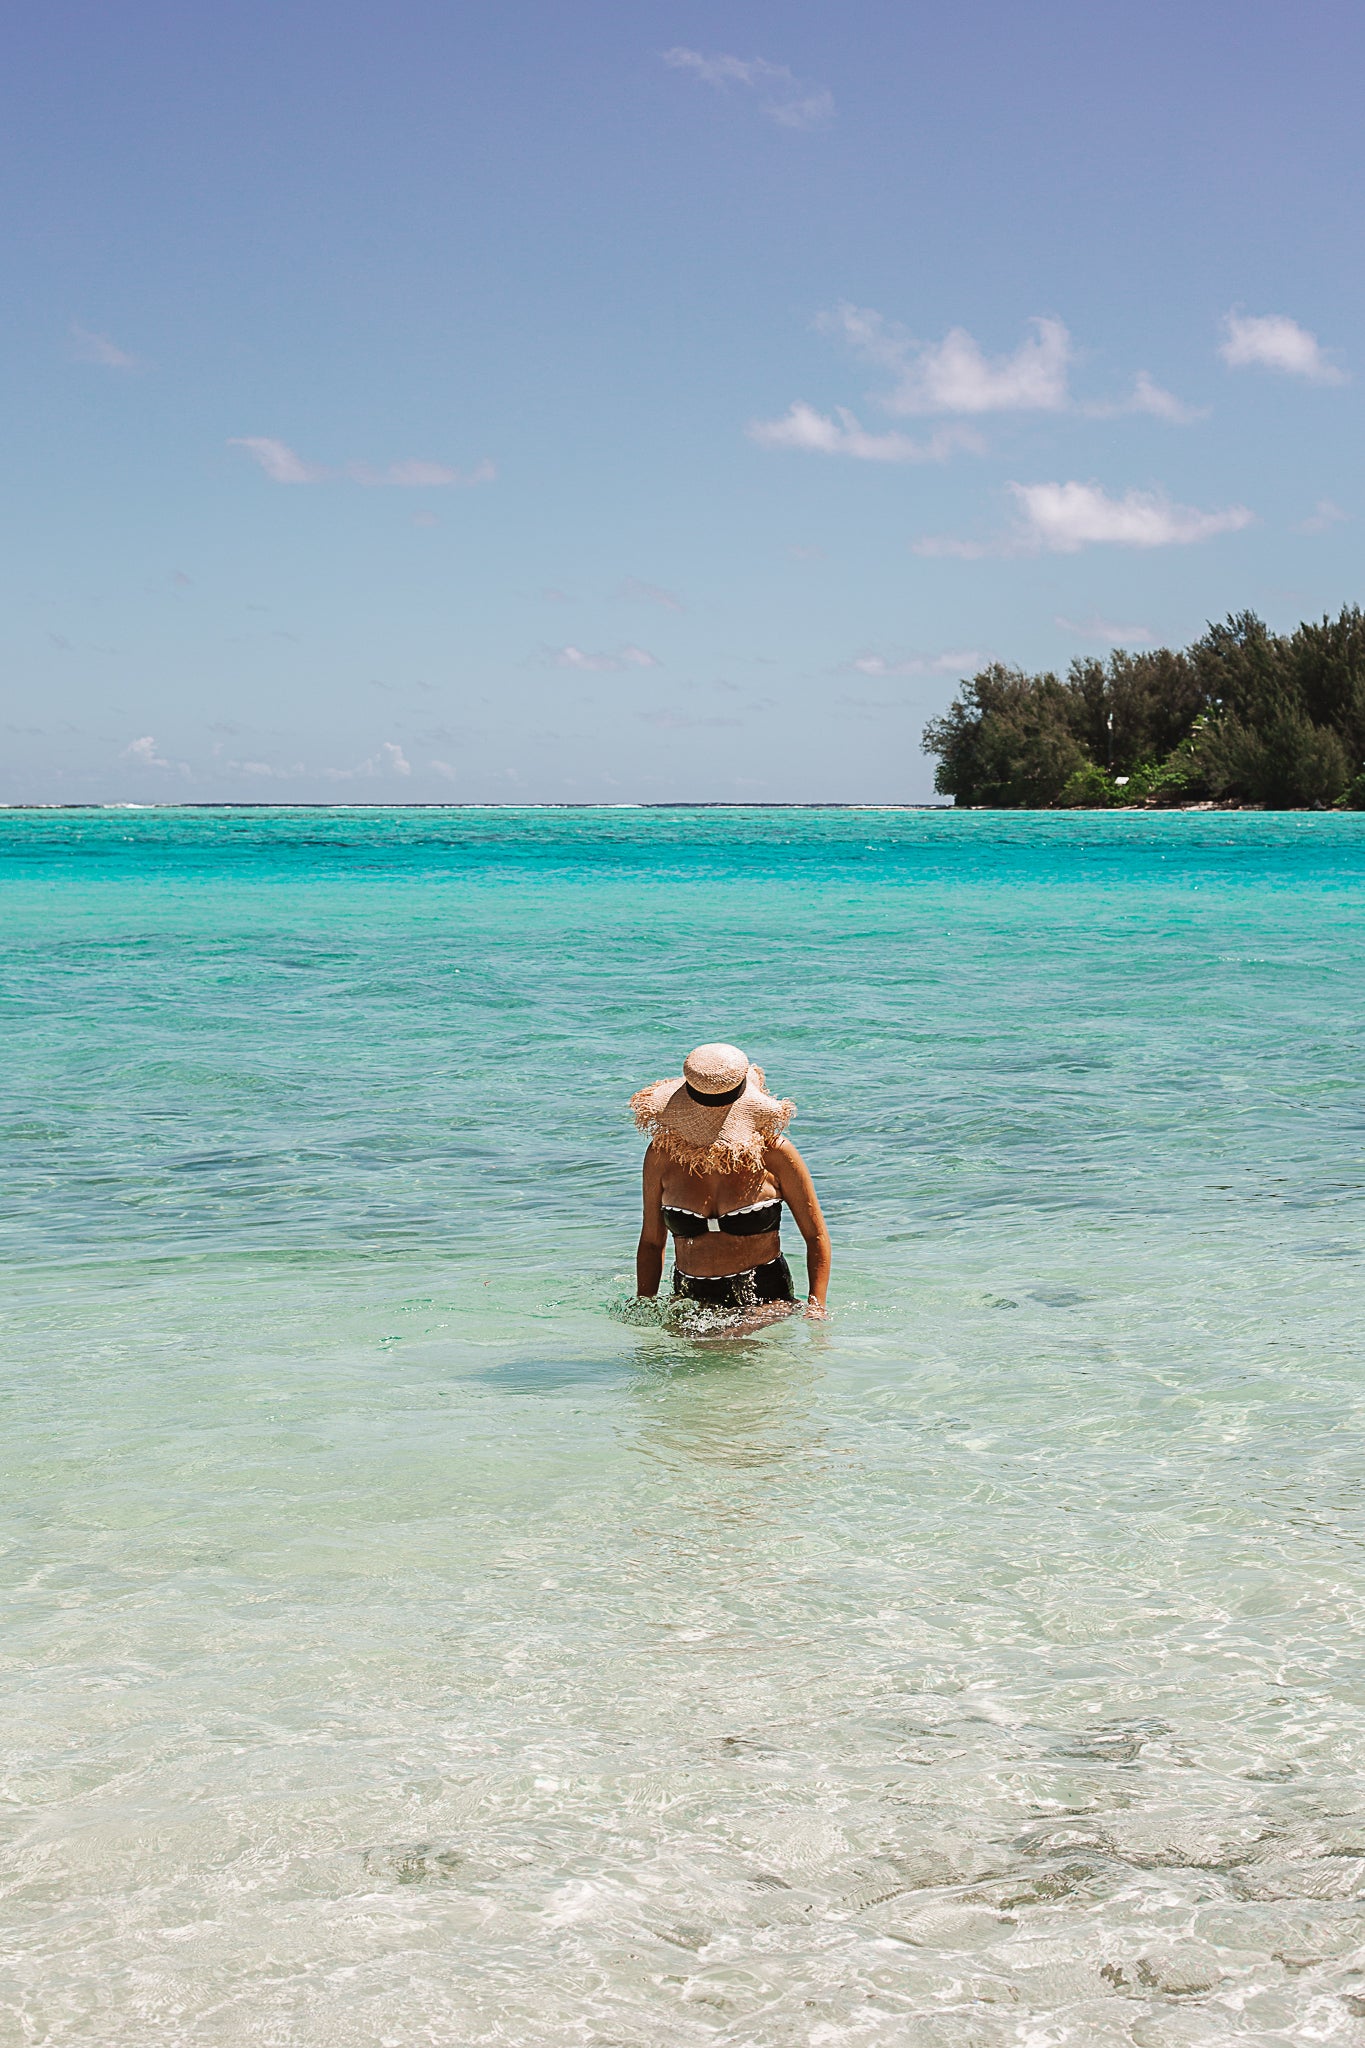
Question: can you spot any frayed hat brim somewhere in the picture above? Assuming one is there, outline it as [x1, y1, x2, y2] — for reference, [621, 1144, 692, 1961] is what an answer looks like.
[630, 1071, 794, 1175]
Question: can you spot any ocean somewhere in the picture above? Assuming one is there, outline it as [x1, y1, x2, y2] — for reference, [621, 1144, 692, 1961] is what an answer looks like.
[3, 805, 1364, 2046]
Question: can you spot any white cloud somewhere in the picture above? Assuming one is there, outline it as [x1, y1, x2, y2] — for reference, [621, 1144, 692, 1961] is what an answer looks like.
[348, 457, 496, 487]
[1295, 498, 1349, 535]
[230, 742, 414, 782]
[747, 401, 982, 462]
[914, 481, 1254, 557]
[233, 759, 302, 779]
[663, 47, 833, 127]
[122, 734, 171, 767]
[797, 306, 1200, 430]
[229, 437, 329, 484]
[1056, 615, 1155, 645]
[824, 306, 1074, 415]
[1126, 371, 1206, 422]
[71, 323, 139, 369]
[1219, 312, 1346, 384]
[552, 644, 659, 672]
[319, 743, 414, 781]
[665, 48, 782, 86]
[430, 759, 456, 780]
[850, 650, 985, 677]
[1011, 481, 1253, 551]
[230, 441, 495, 487]
[1083, 371, 1207, 423]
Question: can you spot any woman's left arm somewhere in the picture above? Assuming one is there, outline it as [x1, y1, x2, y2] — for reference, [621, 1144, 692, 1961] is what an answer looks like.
[770, 1140, 831, 1316]
[635, 1144, 668, 1297]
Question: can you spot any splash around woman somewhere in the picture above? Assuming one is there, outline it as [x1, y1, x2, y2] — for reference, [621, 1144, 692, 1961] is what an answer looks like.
[632, 1043, 831, 1321]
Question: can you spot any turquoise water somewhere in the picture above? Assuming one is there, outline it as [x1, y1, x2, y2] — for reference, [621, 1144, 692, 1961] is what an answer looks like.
[3, 805, 1365, 2047]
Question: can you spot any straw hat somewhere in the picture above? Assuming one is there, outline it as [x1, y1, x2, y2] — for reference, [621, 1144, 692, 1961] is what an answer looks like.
[630, 1042, 795, 1175]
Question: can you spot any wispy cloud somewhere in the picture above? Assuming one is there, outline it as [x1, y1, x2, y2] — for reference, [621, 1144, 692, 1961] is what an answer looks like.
[915, 481, 1254, 557]
[848, 650, 985, 677]
[231, 740, 414, 782]
[229, 440, 495, 486]
[614, 577, 685, 612]
[825, 307, 1075, 416]
[368, 677, 435, 699]
[663, 47, 833, 128]
[71, 322, 140, 369]
[747, 402, 983, 462]
[229, 437, 330, 484]
[348, 457, 496, 487]
[1083, 372, 1208, 423]
[231, 759, 307, 780]
[1011, 481, 1253, 551]
[551, 644, 659, 672]
[122, 735, 171, 767]
[1295, 498, 1349, 535]
[761, 308, 1201, 445]
[641, 709, 743, 730]
[1219, 312, 1347, 385]
[1056, 614, 1155, 645]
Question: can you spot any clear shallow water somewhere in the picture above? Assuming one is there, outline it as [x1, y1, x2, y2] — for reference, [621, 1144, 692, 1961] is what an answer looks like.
[2, 804, 1364, 2047]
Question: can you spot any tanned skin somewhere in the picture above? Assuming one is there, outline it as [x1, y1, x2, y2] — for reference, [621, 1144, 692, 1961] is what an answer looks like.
[636, 1137, 831, 1319]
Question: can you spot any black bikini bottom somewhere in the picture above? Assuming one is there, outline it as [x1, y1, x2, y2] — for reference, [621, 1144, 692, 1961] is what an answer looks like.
[672, 1255, 795, 1310]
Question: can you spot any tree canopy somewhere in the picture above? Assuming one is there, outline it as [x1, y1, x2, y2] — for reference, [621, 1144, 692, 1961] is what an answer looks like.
[922, 607, 1365, 809]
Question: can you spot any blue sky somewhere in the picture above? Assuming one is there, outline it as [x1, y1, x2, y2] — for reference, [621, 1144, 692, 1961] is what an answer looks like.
[3, 0, 1361, 803]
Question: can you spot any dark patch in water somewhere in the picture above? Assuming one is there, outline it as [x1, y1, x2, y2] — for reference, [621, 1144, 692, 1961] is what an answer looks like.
[363, 1844, 466, 1885]
[478, 1353, 628, 1392]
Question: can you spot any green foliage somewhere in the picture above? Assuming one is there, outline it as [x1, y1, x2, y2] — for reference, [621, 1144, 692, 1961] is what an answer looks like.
[1057, 763, 1120, 808]
[1063, 647, 1207, 772]
[1286, 605, 1365, 766]
[1198, 710, 1350, 808]
[922, 664, 1085, 807]
[923, 607, 1365, 809]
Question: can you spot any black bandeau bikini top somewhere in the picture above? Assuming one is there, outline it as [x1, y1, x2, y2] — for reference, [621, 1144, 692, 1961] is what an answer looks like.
[663, 1198, 782, 1240]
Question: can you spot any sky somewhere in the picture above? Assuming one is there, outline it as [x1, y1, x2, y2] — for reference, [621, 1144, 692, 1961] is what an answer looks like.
[2, 0, 1362, 804]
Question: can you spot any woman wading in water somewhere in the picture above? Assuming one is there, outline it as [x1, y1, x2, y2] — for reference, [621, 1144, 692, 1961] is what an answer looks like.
[632, 1043, 830, 1320]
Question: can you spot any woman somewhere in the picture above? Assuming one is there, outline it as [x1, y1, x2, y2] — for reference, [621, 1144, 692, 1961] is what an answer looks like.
[632, 1043, 830, 1318]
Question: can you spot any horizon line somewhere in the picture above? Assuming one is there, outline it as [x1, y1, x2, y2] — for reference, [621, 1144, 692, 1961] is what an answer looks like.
[0, 800, 955, 812]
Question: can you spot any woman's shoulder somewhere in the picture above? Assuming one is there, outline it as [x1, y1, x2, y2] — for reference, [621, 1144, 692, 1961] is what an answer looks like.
[765, 1134, 810, 1180]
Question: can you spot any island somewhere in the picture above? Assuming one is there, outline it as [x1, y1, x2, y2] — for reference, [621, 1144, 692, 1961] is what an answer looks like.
[922, 606, 1365, 809]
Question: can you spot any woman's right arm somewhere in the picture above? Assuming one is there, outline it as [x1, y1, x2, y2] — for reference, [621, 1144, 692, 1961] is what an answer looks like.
[636, 1144, 667, 1297]
[772, 1139, 831, 1316]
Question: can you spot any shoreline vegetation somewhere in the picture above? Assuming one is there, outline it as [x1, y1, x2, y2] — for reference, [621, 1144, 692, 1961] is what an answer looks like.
[923, 606, 1365, 811]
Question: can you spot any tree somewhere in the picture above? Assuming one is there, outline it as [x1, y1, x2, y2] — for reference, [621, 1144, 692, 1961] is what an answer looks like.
[922, 664, 1085, 807]
[1198, 709, 1350, 808]
[921, 605, 1365, 808]
[1063, 648, 1208, 774]
[1287, 607, 1365, 771]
